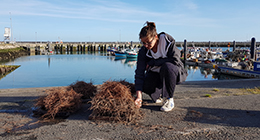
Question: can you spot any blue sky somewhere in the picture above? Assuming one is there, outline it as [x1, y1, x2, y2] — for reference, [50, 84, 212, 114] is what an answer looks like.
[0, 0, 259, 42]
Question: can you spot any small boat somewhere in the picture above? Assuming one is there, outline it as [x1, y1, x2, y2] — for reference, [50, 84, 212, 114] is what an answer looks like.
[216, 66, 260, 78]
[106, 47, 117, 56]
[114, 50, 126, 57]
[125, 49, 138, 58]
[215, 61, 260, 78]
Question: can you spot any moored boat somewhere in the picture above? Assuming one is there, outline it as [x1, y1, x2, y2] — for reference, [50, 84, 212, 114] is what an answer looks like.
[216, 66, 260, 78]
[114, 50, 126, 57]
[125, 49, 138, 58]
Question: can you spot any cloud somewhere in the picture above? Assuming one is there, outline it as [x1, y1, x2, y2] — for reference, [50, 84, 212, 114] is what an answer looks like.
[0, 0, 219, 32]
[0, 0, 145, 23]
[184, 0, 198, 10]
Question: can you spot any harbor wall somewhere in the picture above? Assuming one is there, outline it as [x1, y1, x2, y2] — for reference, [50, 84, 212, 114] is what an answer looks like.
[1, 41, 260, 50]
[1, 40, 259, 55]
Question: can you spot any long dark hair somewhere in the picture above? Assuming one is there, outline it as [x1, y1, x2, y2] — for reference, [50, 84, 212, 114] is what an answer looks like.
[139, 21, 157, 39]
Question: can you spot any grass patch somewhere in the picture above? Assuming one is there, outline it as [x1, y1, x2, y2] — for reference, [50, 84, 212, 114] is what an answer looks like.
[0, 65, 20, 80]
[204, 94, 212, 98]
[212, 88, 219, 92]
[244, 87, 260, 94]
[0, 47, 24, 53]
[0, 65, 20, 68]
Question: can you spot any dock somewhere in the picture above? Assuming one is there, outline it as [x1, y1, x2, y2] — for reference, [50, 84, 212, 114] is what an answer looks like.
[1, 39, 259, 55]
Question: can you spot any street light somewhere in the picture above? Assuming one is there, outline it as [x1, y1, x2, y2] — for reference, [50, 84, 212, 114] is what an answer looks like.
[35, 32, 37, 44]
[9, 12, 13, 43]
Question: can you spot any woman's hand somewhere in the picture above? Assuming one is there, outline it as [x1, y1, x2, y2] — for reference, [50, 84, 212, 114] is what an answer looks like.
[135, 91, 142, 108]
[135, 98, 142, 108]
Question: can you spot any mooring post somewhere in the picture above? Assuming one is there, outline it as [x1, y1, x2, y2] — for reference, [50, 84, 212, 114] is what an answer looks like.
[233, 41, 236, 51]
[77, 45, 79, 52]
[250, 37, 256, 60]
[66, 45, 69, 52]
[184, 39, 187, 61]
[83, 45, 86, 52]
[47, 42, 51, 52]
[61, 45, 64, 53]
[208, 41, 211, 50]
[70, 45, 73, 53]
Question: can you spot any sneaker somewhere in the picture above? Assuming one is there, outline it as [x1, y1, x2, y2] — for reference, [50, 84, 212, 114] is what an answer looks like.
[160, 98, 174, 112]
[155, 97, 163, 103]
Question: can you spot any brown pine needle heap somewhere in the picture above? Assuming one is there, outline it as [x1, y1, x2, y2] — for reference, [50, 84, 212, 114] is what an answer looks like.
[34, 87, 83, 119]
[89, 80, 142, 124]
[69, 81, 97, 99]
[118, 80, 136, 95]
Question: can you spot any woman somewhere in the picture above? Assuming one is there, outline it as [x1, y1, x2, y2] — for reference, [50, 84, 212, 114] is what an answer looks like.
[134, 21, 188, 112]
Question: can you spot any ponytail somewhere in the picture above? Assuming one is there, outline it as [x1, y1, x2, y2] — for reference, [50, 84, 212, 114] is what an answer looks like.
[139, 21, 157, 39]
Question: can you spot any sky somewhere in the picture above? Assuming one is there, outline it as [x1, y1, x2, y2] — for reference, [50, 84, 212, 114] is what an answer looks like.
[0, 0, 260, 42]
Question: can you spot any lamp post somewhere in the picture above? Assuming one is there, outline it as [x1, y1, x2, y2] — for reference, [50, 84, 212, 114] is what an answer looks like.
[35, 32, 37, 44]
[9, 12, 13, 43]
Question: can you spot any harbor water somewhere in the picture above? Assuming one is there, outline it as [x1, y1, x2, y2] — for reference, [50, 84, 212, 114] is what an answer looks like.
[0, 47, 245, 89]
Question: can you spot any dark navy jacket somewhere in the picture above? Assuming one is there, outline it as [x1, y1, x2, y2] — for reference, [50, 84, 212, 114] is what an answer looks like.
[134, 32, 188, 91]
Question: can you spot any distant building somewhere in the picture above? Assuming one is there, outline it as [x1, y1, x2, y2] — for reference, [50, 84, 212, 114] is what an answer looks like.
[4, 27, 11, 43]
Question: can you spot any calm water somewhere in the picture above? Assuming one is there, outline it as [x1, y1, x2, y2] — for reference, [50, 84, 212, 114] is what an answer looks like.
[0, 47, 241, 89]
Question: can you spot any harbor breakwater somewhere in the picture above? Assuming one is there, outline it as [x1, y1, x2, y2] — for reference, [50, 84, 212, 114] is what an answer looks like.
[13, 41, 260, 47]
[0, 48, 29, 61]
[0, 47, 28, 78]
[1, 40, 258, 55]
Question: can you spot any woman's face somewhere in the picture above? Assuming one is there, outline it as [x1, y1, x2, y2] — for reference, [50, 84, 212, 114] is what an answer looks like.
[141, 35, 157, 50]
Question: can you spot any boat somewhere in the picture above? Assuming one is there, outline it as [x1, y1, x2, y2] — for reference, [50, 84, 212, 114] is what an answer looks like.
[216, 66, 260, 78]
[125, 49, 138, 58]
[215, 61, 260, 78]
[41, 50, 54, 55]
[114, 50, 126, 57]
[107, 48, 117, 56]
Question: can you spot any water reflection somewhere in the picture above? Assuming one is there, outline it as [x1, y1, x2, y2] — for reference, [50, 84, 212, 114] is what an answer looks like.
[108, 56, 137, 68]
[54, 50, 109, 56]
[200, 67, 216, 78]
[0, 51, 246, 89]
[125, 58, 137, 68]
[0, 53, 138, 89]
[0, 65, 20, 80]
[185, 65, 246, 81]
[186, 65, 217, 81]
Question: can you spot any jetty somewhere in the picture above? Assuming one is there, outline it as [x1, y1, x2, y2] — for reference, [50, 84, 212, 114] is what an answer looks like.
[0, 40, 259, 55]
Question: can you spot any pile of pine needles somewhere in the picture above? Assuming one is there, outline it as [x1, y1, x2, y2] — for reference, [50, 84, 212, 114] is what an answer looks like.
[33, 80, 140, 123]
[89, 81, 142, 124]
[34, 87, 82, 119]
[118, 79, 136, 94]
[69, 81, 97, 99]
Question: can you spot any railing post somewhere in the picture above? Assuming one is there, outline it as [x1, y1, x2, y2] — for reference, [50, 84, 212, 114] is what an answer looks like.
[250, 37, 256, 60]
[208, 41, 211, 50]
[184, 39, 187, 61]
[233, 41, 236, 51]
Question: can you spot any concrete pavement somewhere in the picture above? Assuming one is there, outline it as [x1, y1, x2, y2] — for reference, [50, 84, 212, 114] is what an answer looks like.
[0, 79, 260, 139]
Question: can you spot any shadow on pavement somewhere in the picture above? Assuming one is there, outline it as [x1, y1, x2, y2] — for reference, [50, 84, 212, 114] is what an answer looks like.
[183, 107, 260, 128]
[0, 96, 65, 137]
[179, 79, 260, 89]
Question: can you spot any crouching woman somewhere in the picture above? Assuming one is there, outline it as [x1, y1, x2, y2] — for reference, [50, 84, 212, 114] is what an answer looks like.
[134, 21, 188, 112]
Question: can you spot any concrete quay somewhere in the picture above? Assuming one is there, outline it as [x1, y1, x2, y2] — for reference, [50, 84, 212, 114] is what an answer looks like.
[2, 40, 260, 50]
[0, 79, 260, 139]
